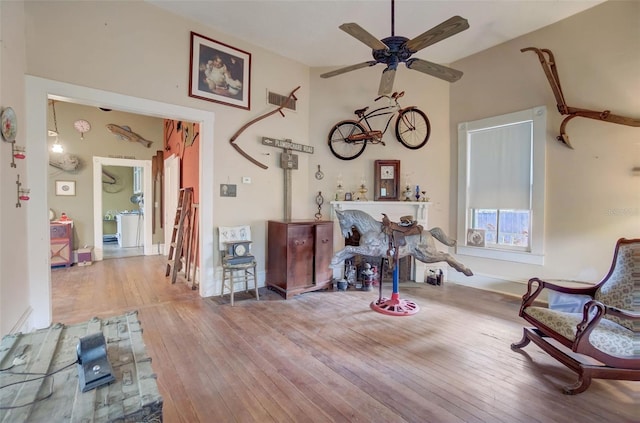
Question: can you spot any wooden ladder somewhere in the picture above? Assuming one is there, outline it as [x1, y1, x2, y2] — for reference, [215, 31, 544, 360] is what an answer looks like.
[166, 187, 193, 284]
[184, 202, 199, 290]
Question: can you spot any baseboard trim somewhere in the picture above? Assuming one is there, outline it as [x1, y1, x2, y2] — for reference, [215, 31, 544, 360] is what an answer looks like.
[447, 272, 528, 299]
[9, 306, 33, 334]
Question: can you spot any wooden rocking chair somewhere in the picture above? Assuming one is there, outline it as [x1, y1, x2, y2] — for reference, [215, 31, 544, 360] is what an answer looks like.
[511, 238, 640, 394]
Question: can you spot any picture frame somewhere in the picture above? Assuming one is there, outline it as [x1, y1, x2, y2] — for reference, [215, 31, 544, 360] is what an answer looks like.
[467, 229, 486, 247]
[189, 31, 251, 110]
[220, 184, 237, 197]
[374, 160, 400, 201]
[56, 180, 76, 196]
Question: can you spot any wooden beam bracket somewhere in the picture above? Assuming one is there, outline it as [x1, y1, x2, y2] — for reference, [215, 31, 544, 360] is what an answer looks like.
[229, 86, 301, 169]
[522, 47, 639, 149]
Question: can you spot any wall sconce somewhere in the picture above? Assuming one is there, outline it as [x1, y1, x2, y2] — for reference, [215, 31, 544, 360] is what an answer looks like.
[16, 174, 30, 208]
[10, 143, 25, 168]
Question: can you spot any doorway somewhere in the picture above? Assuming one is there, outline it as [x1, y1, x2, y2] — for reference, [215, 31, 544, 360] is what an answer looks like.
[92, 158, 153, 261]
[26, 76, 216, 329]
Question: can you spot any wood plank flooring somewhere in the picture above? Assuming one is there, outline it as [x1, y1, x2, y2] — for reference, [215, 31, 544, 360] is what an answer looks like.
[51, 256, 638, 422]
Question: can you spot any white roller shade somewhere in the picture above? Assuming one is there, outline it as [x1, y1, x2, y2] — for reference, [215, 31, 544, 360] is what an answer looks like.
[468, 121, 532, 209]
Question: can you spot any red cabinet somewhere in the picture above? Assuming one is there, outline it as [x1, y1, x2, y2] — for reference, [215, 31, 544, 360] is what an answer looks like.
[50, 222, 73, 267]
[266, 220, 333, 299]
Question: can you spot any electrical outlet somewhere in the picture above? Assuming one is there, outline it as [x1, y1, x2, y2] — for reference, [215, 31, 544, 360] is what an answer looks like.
[242, 176, 251, 184]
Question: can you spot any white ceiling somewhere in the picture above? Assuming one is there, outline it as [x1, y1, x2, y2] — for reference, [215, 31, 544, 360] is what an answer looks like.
[147, 0, 605, 67]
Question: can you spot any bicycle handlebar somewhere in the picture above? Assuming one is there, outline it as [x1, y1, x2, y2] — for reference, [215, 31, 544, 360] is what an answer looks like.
[374, 91, 405, 102]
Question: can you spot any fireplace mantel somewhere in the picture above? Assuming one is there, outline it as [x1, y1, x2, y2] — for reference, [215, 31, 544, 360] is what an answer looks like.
[330, 201, 431, 281]
[330, 201, 429, 226]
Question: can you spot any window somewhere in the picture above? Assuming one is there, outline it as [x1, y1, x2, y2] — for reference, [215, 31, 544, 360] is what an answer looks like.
[457, 107, 546, 265]
[133, 167, 143, 194]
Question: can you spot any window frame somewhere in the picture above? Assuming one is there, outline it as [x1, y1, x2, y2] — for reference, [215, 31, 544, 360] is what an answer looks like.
[456, 106, 546, 265]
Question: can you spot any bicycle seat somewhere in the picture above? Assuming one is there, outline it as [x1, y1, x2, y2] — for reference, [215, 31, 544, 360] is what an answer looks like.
[354, 107, 368, 118]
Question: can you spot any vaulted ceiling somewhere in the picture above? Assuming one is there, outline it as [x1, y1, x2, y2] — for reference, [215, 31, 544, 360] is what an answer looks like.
[148, 0, 605, 67]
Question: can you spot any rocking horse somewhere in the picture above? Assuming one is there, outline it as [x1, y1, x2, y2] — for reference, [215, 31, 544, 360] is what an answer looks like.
[331, 209, 473, 315]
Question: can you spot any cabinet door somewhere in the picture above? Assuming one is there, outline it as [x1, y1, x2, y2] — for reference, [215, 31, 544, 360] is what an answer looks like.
[314, 223, 333, 285]
[51, 239, 71, 266]
[286, 225, 314, 288]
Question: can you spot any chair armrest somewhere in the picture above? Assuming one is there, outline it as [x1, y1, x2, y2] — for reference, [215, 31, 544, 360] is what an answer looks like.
[573, 300, 606, 349]
[520, 277, 597, 308]
[606, 306, 640, 321]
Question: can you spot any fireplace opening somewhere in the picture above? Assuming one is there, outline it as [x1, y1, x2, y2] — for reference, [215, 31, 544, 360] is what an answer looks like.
[344, 226, 411, 283]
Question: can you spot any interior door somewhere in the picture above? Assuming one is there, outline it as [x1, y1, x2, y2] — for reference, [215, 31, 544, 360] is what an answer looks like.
[163, 154, 180, 255]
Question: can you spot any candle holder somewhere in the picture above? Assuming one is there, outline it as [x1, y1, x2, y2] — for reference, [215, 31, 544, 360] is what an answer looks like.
[335, 183, 344, 201]
[11, 143, 25, 168]
[403, 185, 413, 201]
[16, 174, 30, 207]
[357, 183, 368, 201]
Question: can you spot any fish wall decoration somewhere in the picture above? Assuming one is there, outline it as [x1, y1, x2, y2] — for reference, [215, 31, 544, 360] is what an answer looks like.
[106, 124, 153, 148]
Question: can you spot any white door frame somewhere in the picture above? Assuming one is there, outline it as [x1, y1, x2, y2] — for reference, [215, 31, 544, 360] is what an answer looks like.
[93, 157, 153, 261]
[163, 154, 181, 255]
[26, 76, 216, 329]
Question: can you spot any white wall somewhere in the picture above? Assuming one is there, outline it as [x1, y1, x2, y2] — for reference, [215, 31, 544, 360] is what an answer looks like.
[0, 1, 31, 335]
[449, 0, 640, 294]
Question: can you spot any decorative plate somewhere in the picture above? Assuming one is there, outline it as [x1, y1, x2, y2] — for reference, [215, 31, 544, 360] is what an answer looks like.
[1, 107, 17, 142]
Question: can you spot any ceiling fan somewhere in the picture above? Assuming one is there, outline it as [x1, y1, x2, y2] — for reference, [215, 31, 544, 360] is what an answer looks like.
[320, 0, 469, 95]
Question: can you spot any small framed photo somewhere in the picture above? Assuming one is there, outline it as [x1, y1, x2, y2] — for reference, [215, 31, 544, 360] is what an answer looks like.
[55, 180, 76, 196]
[467, 229, 486, 247]
[220, 184, 237, 197]
[189, 31, 251, 110]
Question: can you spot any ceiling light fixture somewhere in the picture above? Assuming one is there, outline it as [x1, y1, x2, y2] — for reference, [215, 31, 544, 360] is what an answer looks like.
[49, 100, 64, 153]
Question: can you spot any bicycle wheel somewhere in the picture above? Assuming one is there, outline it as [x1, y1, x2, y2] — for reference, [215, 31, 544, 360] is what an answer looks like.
[328, 120, 368, 160]
[395, 108, 430, 150]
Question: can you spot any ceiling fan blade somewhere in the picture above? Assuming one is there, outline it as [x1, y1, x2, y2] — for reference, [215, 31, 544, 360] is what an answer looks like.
[406, 58, 463, 83]
[320, 61, 379, 79]
[339, 23, 388, 51]
[404, 16, 469, 53]
[378, 67, 396, 95]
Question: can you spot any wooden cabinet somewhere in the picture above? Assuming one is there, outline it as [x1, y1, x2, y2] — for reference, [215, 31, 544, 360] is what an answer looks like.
[266, 220, 333, 299]
[50, 222, 73, 267]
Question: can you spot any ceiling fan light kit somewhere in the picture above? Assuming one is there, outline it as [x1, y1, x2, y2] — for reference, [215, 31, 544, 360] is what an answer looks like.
[321, 0, 469, 95]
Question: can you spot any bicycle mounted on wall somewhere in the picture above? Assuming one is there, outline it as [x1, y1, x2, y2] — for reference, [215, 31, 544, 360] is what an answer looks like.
[328, 91, 430, 160]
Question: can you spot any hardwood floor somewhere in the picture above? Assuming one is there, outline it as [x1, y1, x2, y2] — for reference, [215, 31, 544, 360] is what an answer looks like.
[51, 256, 638, 422]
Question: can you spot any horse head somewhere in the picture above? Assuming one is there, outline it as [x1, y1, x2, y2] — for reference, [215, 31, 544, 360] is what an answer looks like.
[335, 209, 354, 238]
[335, 209, 382, 239]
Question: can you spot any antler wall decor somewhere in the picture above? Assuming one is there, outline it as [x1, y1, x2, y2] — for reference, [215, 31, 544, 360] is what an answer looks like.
[522, 47, 640, 149]
[229, 86, 300, 169]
